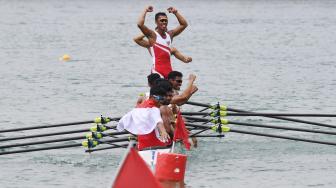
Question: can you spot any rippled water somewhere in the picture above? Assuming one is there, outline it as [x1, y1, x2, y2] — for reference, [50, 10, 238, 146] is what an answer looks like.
[1, 0, 336, 187]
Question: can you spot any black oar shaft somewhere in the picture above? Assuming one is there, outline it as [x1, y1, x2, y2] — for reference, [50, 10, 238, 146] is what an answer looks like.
[85, 143, 129, 153]
[186, 101, 210, 108]
[182, 112, 336, 117]
[185, 116, 336, 136]
[229, 128, 336, 146]
[98, 137, 131, 143]
[186, 123, 212, 129]
[0, 132, 129, 149]
[186, 101, 336, 129]
[0, 117, 121, 133]
[0, 120, 94, 133]
[228, 107, 336, 129]
[189, 127, 211, 137]
[0, 128, 90, 142]
[229, 121, 336, 135]
[191, 135, 225, 138]
[186, 123, 336, 146]
[0, 143, 82, 155]
[198, 107, 210, 112]
[182, 112, 209, 116]
[0, 136, 85, 149]
[184, 116, 209, 122]
[0, 137, 130, 156]
[0, 125, 118, 142]
[230, 113, 336, 117]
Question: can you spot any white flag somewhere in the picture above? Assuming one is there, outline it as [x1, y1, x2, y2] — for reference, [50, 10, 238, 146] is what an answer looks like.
[117, 107, 163, 135]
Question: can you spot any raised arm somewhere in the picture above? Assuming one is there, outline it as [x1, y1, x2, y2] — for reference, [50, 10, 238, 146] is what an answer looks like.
[171, 47, 192, 63]
[137, 6, 156, 43]
[167, 7, 188, 38]
[171, 74, 198, 106]
[133, 34, 151, 48]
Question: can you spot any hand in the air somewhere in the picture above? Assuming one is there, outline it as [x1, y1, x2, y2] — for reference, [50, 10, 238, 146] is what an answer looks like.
[185, 56, 192, 63]
[167, 7, 178, 14]
[145, 6, 153, 12]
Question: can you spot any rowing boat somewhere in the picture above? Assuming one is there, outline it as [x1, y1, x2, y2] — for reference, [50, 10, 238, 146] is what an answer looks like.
[112, 141, 188, 188]
[1, 101, 335, 187]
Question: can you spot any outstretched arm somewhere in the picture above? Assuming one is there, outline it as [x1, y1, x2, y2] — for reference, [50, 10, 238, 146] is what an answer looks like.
[137, 6, 156, 44]
[167, 7, 188, 38]
[133, 34, 151, 48]
[171, 74, 198, 106]
[171, 47, 192, 63]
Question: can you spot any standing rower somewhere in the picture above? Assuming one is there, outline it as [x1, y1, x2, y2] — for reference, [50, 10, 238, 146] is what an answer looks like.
[137, 6, 188, 78]
[133, 33, 192, 64]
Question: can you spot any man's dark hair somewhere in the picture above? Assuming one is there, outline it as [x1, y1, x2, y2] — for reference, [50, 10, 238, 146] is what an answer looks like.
[155, 78, 173, 92]
[147, 73, 161, 86]
[155, 12, 167, 21]
[150, 84, 168, 96]
[167, 71, 183, 80]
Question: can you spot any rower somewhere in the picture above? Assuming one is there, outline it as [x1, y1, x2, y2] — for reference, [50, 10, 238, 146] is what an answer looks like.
[167, 71, 198, 147]
[168, 71, 198, 106]
[137, 6, 188, 78]
[136, 73, 161, 106]
[117, 83, 174, 150]
[133, 33, 192, 64]
[155, 78, 177, 138]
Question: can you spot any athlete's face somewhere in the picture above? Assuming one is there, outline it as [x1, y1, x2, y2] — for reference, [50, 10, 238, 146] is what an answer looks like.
[162, 91, 173, 105]
[156, 15, 168, 31]
[170, 76, 183, 90]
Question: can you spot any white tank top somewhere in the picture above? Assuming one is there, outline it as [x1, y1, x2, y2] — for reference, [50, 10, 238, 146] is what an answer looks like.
[149, 31, 172, 78]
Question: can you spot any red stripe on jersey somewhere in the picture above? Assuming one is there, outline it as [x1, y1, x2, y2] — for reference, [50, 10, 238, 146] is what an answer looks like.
[154, 42, 171, 52]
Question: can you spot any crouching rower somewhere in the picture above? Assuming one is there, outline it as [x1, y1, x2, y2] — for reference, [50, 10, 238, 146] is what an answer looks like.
[117, 83, 173, 150]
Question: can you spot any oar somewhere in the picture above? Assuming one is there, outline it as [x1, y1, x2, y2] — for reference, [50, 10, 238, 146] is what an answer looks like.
[182, 111, 336, 117]
[0, 143, 82, 156]
[188, 126, 211, 137]
[85, 143, 129, 153]
[198, 107, 210, 112]
[184, 116, 336, 136]
[0, 131, 129, 149]
[185, 101, 336, 129]
[0, 128, 90, 142]
[0, 117, 121, 133]
[191, 135, 225, 138]
[186, 123, 336, 146]
[0, 125, 118, 142]
[186, 101, 227, 110]
[0, 137, 130, 156]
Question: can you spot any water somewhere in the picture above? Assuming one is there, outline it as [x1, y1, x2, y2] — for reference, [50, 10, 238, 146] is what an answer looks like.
[1, 0, 336, 187]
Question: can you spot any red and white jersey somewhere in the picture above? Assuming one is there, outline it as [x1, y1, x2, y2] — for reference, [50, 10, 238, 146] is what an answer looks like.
[117, 99, 171, 150]
[150, 31, 172, 79]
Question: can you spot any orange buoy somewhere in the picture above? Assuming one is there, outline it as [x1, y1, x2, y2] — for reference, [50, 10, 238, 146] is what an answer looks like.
[155, 152, 187, 181]
[59, 54, 71, 61]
